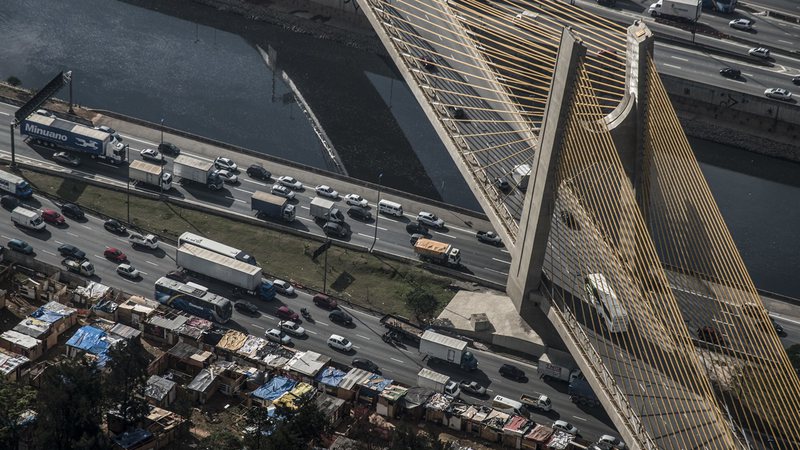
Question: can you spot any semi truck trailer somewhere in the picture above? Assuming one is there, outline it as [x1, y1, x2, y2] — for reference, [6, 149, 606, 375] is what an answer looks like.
[413, 238, 461, 267]
[175, 243, 275, 300]
[648, 0, 702, 22]
[173, 155, 223, 191]
[129, 160, 172, 190]
[419, 330, 478, 371]
[251, 191, 296, 222]
[309, 197, 343, 223]
[20, 113, 128, 164]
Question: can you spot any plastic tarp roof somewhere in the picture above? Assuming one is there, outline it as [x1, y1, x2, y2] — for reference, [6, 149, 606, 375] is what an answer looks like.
[403, 387, 435, 408]
[238, 335, 268, 359]
[112, 429, 153, 449]
[13, 318, 50, 339]
[360, 373, 393, 393]
[316, 366, 346, 387]
[29, 308, 66, 324]
[273, 382, 314, 410]
[252, 376, 297, 401]
[503, 415, 531, 435]
[66, 326, 106, 353]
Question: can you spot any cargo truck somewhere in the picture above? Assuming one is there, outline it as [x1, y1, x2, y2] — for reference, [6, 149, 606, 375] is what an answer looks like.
[20, 113, 128, 164]
[512, 164, 531, 191]
[648, 0, 702, 22]
[417, 368, 461, 397]
[419, 330, 478, 371]
[309, 197, 344, 223]
[0, 171, 33, 198]
[173, 155, 223, 191]
[569, 378, 600, 407]
[129, 160, 172, 191]
[62, 258, 95, 277]
[413, 238, 461, 267]
[251, 191, 295, 222]
[536, 353, 581, 383]
[176, 243, 276, 300]
[520, 393, 552, 412]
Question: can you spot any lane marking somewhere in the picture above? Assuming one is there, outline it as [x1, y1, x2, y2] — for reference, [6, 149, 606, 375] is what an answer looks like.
[771, 314, 800, 325]
[357, 233, 377, 239]
[42, 250, 56, 256]
[572, 415, 589, 422]
[67, 232, 79, 237]
[145, 261, 158, 266]
[234, 199, 246, 204]
[670, 56, 689, 61]
[93, 254, 104, 259]
[0, 235, 8, 239]
[316, 321, 329, 326]
[243, 179, 268, 187]
[492, 258, 511, 264]
[352, 345, 360, 349]
[54, 240, 64, 245]
[484, 267, 509, 276]
[0, 111, 9, 116]
[778, 40, 794, 45]
[356, 334, 372, 341]
[434, 231, 455, 239]
[234, 187, 254, 194]
[663, 63, 682, 70]
[250, 323, 265, 330]
[306, 330, 318, 335]
[390, 357, 404, 363]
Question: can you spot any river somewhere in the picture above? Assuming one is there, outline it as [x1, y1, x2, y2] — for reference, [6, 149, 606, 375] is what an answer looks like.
[1, 0, 798, 297]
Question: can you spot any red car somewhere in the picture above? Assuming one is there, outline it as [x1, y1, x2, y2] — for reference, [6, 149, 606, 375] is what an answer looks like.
[104, 247, 127, 262]
[41, 209, 65, 225]
[276, 306, 299, 322]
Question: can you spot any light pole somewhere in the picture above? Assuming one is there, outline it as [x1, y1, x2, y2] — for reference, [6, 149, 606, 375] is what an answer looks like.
[160, 118, 165, 145]
[126, 146, 131, 224]
[370, 172, 383, 252]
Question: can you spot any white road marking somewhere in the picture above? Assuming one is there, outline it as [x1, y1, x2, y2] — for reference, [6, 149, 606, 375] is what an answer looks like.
[234, 199, 246, 204]
[234, 187, 254, 194]
[122, 278, 136, 284]
[484, 267, 509, 276]
[771, 314, 800, 325]
[492, 258, 511, 265]
[390, 357, 404, 363]
[357, 233, 376, 239]
[356, 334, 371, 341]
[0, 235, 9, 239]
[743, 73, 754, 77]
[500, 249, 510, 253]
[670, 56, 689, 61]
[488, 377, 502, 384]
[434, 231, 455, 238]
[306, 330, 318, 335]
[0, 111, 9, 116]
[316, 321, 329, 326]
[377, 226, 388, 231]
[300, 205, 310, 210]
[778, 40, 794, 45]
[297, 217, 314, 223]
[93, 255, 104, 259]
[243, 179, 268, 187]
[67, 232, 79, 237]
[54, 240, 64, 245]
[42, 250, 56, 256]
[352, 345, 360, 349]
[145, 260, 158, 266]
[572, 415, 588, 422]
[250, 324, 265, 330]
[120, 135, 158, 146]
[81, 224, 92, 230]
[663, 63, 682, 70]
[378, 216, 401, 223]
[117, 238, 127, 243]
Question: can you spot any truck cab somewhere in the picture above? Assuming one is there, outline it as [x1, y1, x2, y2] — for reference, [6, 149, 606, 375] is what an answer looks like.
[62, 258, 95, 276]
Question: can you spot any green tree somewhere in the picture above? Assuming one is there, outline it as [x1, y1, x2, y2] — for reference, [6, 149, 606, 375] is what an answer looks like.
[0, 379, 36, 449]
[345, 406, 388, 450]
[405, 287, 438, 320]
[103, 339, 152, 428]
[34, 359, 106, 450]
[242, 400, 331, 450]
[5, 76, 21, 87]
[389, 424, 444, 450]
[199, 431, 241, 450]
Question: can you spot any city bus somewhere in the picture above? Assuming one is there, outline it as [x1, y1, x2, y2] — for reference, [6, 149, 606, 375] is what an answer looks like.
[178, 232, 257, 265]
[584, 273, 629, 333]
[0, 170, 33, 198]
[154, 277, 233, 323]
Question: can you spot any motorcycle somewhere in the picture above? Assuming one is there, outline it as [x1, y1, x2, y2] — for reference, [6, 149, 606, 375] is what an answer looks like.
[301, 308, 313, 322]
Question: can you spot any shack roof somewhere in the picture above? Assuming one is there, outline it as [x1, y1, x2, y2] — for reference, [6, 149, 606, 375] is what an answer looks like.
[524, 424, 554, 443]
[13, 318, 50, 339]
[109, 323, 141, 341]
[112, 429, 154, 449]
[547, 430, 575, 449]
[216, 329, 248, 352]
[252, 376, 296, 401]
[285, 350, 330, 377]
[0, 348, 29, 376]
[74, 281, 112, 302]
[338, 368, 373, 391]
[425, 393, 453, 411]
[146, 375, 177, 402]
[483, 409, 510, 429]
[177, 316, 213, 340]
[360, 373, 393, 393]
[147, 314, 188, 331]
[186, 368, 217, 393]
[1, 330, 41, 350]
[503, 415, 532, 435]
[379, 384, 408, 402]
[237, 335, 268, 359]
[403, 387, 435, 408]
[316, 366, 347, 387]
[34, 301, 76, 321]
[167, 341, 213, 364]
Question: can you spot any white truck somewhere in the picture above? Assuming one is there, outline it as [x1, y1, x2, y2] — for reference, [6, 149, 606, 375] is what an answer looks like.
[175, 243, 276, 300]
[520, 393, 552, 412]
[173, 155, 223, 191]
[512, 164, 531, 191]
[19, 113, 128, 164]
[251, 191, 295, 222]
[309, 197, 343, 223]
[129, 160, 172, 190]
[11, 207, 45, 230]
[417, 368, 461, 398]
[536, 353, 581, 383]
[413, 238, 461, 267]
[419, 330, 478, 371]
[62, 258, 95, 277]
[648, 0, 702, 22]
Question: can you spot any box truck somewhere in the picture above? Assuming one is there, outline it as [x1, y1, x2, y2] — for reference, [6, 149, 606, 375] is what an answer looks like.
[648, 0, 702, 22]
[413, 238, 461, 267]
[536, 353, 581, 383]
[512, 164, 531, 191]
[129, 160, 172, 190]
[309, 197, 343, 223]
[11, 207, 45, 230]
[20, 113, 128, 164]
[251, 191, 295, 222]
[419, 330, 478, 371]
[173, 155, 223, 191]
[176, 243, 275, 300]
[417, 368, 461, 397]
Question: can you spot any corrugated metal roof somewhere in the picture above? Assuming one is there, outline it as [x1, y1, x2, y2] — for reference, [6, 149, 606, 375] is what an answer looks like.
[1, 330, 41, 350]
[338, 368, 373, 391]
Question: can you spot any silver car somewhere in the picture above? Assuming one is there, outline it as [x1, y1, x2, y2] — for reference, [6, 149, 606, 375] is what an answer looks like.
[271, 184, 295, 199]
[214, 156, 237, 171]
[217, 169, 239, 184]
[265, 328, 291, 345]
[52, 151, 80, 167]
[765, 88, 792, 101]
[315, 185, 339, 199]
[417, 211, 445, 229]
[278, 175, 303, 190]
[729, 19, 753, 31]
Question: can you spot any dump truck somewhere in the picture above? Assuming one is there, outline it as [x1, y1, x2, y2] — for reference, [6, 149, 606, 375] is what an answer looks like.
[569, 377, 600, 407]
[419, 330, 478, 371]
[19, 113, 128, 164]
[520, 393, 552, 412]
[413, 238, 461, 267]
[176, 243, 275, 300]
[648, 0, 702, 22]
[537, 353, 581, 383]
[417, 368, 460, 397]
[173, 155, 223, 191]
[251, 191, 295, 222]
[309, 197, 343, 223]
[62, 258, 95, 277]
[129, 160, 172, 190]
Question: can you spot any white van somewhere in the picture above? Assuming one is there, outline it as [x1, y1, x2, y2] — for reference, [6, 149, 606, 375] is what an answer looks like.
[378, 199, 404, 217]
[11, 207, 45, 230]
[492, 395, 526, 416]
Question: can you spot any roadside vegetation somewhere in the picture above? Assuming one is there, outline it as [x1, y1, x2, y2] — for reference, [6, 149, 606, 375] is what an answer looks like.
[22, 170, 454, 319]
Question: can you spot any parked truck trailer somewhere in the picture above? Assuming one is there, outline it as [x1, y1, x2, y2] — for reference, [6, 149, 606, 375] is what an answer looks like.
[251, 191, 295, 222]
[129, 160, 172, 191]
[173, 155, 223, 191]
[20, 113, 128, 164]
[419, 330, 478, 371]
[413, 238, 461, 267]
[175, 243, 275, 300]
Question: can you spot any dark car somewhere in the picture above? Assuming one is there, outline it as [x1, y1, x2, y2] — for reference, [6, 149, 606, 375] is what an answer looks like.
[61, 203, 85, 220]
[1, 195, 20, 210]
[448, 106, 466, 120]
[7, 239, 33, 255]
[58, 244, 86, 260]
[352, 358, 380, 373]
[771, 318, 786, 336]
[323, 221, 347, 238]
[495, 177, 511, 193]
[165, 269, 188, 283]
[276, 306, 300, 322]
[347, 206, 372, 222]
[793, 75, 800, 86]
[405, 222, 429, 236]
[313, 293, 338, 309]
[720, 68, 741, 79]
[476, 231, 502, 246]
[158, 142, 181, 157]
[246, 164, 272, 181]
[499, 364, 526, 381]
[104, 219, 127, 234]
[421, 56, 437, 72]
[697, 326, 725, 346]
[234, 301, 259, 316]
[329, 309, 353, 325]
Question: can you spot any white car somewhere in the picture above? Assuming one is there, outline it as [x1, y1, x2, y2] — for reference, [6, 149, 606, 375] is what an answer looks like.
[271, 184, 295, 200]
[278, 175, 303, 190]
[729, 18, 753, 31]
[265, 328, 291, 345]
[95, 125, 122, 142]
[116, 263, 140, 279]
[278, 320, 306, 336]
[764, 88, 792, 101]
[327, 334, 353, 352]
[417, 211, 445, 229]
[273, 279, 295, 296]
[748, 47, 770, 59]
[128, 232, 159, 249]
[344, 194, 368, 208]
[36, 109, 55, 118]
[214, 157, 237, 172]
[315, 185, 339, 199]
[217, 169, 238, 184]
[140, 148, 163, 162]
[552, 420, 578, 436]
[598, 435, 626, 449]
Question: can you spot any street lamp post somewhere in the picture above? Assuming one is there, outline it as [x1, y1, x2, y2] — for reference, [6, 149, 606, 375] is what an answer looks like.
[370, 172, 383, 252]
[160, 118, 165, 145]
[126, 146, 131, 224]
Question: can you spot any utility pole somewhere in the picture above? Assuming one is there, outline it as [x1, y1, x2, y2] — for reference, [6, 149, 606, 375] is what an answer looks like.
[370, 172, 384, 252]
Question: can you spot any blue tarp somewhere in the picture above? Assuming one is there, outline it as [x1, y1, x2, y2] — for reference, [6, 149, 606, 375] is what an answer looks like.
[251, 376, 296, 401]
[316, 366, 346, 387]
[361, 374, 393, 393]
[29, 307, 66, 324]
[66, 326, 106, 352]
[112, 429, 153, 449]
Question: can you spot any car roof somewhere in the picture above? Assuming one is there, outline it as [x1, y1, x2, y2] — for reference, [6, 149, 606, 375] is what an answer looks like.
[329, 334, 344, 340]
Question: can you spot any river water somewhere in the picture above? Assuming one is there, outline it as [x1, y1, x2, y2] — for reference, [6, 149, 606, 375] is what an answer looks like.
[1, 0, 798, 297]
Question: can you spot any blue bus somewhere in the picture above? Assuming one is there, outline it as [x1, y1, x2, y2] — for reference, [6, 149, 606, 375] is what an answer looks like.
[154, 277, 233, 323]
[0, 170, 33, 198]
[702, 0, 737, 13]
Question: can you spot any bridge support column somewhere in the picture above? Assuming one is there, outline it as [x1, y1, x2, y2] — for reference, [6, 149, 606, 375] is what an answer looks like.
[507, 29, 585, 317]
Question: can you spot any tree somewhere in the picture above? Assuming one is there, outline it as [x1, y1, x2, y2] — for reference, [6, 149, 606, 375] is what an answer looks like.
[405, 287, 438, 320]
[243, 400, 331, 450]
[346, 406, 389, 450]
[103, 339, 152, 428]
[389, 424, 445, 450]
[0, 379, 36, 449]
[5, 76, 20, 87]
[34, 359, 106, 450]
[199, 431, 241, 450]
